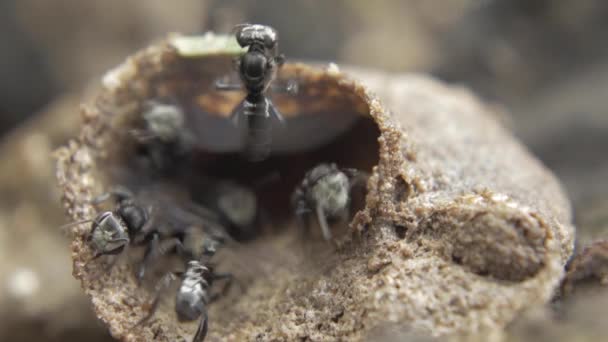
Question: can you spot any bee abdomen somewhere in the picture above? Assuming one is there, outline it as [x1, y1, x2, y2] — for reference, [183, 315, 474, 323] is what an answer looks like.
[243, 106, 272, 161]
[175, 261, 213, 337]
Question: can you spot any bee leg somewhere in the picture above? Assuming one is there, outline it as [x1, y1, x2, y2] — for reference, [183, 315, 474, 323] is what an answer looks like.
[295, 205, 314, 258]
[209, 272, 235, 302]
[85, 244, 128, 280]
[295, 208, 311, 236]
[315, 204, 333, 241]
[266, 98, 286, 126]
[133, 271, 179, 329]
[133, 213, 158, 244]
[85, 239, 127, 265]
[214, 78, 242, 91]
[136, 233, 159, 283]
[138, 235, 185, 284]
[158, 237, 184, 256]
[192, 311, 209, 342]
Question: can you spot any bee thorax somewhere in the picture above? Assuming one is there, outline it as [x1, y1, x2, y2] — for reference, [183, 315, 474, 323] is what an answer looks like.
[311, 172, 350, 217]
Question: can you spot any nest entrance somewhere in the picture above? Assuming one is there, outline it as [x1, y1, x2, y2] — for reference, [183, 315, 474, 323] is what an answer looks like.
[189, 117, 379, 225]
[55, 42, 388, 341]
[115, 55, 380, 237]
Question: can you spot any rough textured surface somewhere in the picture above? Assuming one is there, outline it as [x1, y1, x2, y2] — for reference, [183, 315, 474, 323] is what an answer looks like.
[55, 35, 574, 341]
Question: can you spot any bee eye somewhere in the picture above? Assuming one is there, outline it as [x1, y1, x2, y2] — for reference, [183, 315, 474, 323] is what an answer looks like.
[236, 34, 249, 48]
[264, 36, 275, 49]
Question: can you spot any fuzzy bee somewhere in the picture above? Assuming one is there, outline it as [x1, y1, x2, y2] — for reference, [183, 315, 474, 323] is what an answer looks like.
[291, 163, 368, 241]
[192, 178, 260, 242]
[131, 101, 195, 172]
[216, 23, 296, 161]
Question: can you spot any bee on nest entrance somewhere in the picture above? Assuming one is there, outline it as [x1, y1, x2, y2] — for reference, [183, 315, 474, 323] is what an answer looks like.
[57, 32, 383, 342]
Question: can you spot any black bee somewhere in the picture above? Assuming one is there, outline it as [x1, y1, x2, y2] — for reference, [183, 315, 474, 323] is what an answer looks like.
[62, 186, 148, 262]
[291, 163, 368, 241]
[216, 24, 293, 162]
[67, 185, 222, 282]
[134, 221, 232, 342]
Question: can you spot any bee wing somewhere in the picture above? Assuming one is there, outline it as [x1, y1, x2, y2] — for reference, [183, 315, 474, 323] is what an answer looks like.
[266, 97, 286, 126]
[228, 98, 248, 126]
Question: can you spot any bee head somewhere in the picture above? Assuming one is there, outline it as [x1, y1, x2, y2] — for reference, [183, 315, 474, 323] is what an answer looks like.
[88, 211, 130, 255]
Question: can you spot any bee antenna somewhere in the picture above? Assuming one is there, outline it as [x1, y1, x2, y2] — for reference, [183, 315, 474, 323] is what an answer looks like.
[231, 23, 250, 34]
[60, 218, 93, 230]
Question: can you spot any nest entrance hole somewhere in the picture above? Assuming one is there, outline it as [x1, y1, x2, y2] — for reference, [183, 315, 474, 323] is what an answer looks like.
[116, 57, 381, 237]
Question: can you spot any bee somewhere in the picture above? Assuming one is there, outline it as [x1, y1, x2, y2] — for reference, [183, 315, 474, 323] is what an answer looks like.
[134, 220, 232, 342]
[215, 23, 295, 162]
[192, 179, 260, 242]
[131, 101, 195, 171]
[291, 163, 368, 241]
[66, 185, 223, 282]
[63, 186, 149, 262]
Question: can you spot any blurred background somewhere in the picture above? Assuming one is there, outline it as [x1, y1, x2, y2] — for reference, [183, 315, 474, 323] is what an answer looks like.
[0, 0, 606, 341]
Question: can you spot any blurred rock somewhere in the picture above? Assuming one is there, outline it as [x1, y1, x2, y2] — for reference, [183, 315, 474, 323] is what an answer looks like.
[0, 95, 113, 341]
[14, 0, 208, 91]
